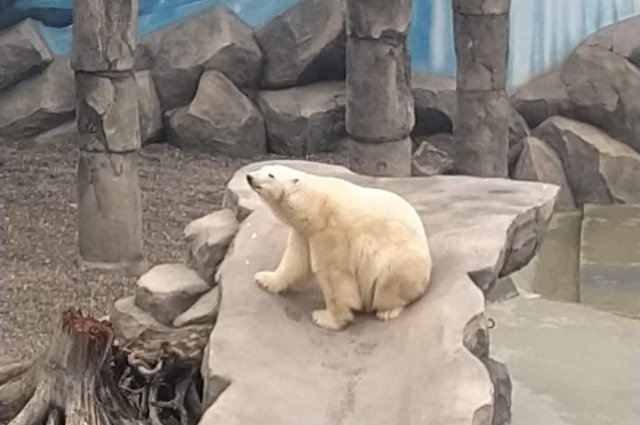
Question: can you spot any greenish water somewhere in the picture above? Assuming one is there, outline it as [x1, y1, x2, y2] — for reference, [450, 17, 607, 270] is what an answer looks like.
[509, 204, 640, 319]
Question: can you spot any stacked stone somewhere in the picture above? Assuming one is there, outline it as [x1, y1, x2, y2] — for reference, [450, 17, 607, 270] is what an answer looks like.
[453, 0, 512, 177]
[345, 0, 414, 177]
[71, 0, 146, 275]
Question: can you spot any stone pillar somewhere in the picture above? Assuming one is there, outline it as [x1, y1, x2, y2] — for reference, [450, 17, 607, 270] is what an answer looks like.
[71, 0, 146, 275]
[345, 0, 414, 177]
[453, 0, 511, 177]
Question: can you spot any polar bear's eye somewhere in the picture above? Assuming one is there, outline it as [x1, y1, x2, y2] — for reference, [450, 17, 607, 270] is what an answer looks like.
[268, 173, 274, 179]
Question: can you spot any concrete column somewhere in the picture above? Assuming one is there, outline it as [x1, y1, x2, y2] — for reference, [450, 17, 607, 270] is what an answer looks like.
[71, 0, 146, 275]
[453, 0, 511, 177]
[345, 0, 414, 177]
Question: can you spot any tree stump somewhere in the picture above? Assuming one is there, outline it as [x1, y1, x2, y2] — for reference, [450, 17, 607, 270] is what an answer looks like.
[0, 309, 209, 425]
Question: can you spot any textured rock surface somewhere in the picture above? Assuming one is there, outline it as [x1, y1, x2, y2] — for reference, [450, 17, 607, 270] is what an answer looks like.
[411, 72, 456, 137]
[202, 160, 558, 424]
[0, 56, 74, 141]
[0, 18, 53, 91]
[346, 0, 411, 39]
[488, 296, 640, 425]
[512, 69, 575, 129]
[533, 116, 640, 205]
[184, 209, 239, 284]
[173, 286, 221, 327]
[70, 0, 138, 72]
[111, 296, 167, 342]
[151, 5, 262, 110]
[579, 14, 640, 65]
[346, 36, 414, 143]
[411, 140, 454, 176]
[347, 137, 412, 177]
[257, 82, 346, 155]
[75, 72, 140, 152]
[512, 136, 576, 212]
[167, 70, 266, 157]
[255, 0, 345, 89]
[135, 70, 163, 144]
[135, 263, 210, 326]
[76, 150, 145, 274]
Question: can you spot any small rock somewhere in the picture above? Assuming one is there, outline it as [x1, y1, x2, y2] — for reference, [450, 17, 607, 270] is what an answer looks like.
[257, 81, 346, 155]
[411, 72, 456, 137]
[151, 5, 262, 110]
[134, 263, 210, 326]
[411, 140, 453, 176]
[135, 70, 163, 144]
[511, 136, 576, 212]
[533, 116, 640, 205]
[255, 0, 346, 89]
[33, 120, 78, 145]
[111, 296, 167, 343]
[173, 286, 221, 327]
[486, 276, 518, 303]
[167, 70, 267, 157]
[0, 56, 75, 141]
[0, 18, 53, 91]
[184, 209, 239, 284]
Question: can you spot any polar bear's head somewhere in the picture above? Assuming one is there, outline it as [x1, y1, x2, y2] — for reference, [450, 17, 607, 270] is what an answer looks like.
[246, 165, 308, 212]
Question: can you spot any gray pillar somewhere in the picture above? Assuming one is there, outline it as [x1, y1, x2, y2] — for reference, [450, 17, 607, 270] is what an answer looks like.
[453, 0, 511, 177]
[345, 0, 414, 177]
[71, 0, 146, 275]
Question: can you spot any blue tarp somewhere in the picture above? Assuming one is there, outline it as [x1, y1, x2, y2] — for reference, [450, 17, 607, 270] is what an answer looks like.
[1, 0, 639, 88]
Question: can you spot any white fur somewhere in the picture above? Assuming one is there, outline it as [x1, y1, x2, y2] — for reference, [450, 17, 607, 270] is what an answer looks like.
[246, 165, 433, 331]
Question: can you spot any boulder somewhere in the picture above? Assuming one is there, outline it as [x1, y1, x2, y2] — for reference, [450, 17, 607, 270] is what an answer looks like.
[151, 5, 262, 110]
[184, 209, 240, 284]
[512, 69, 575, 129]
[0, 18, 53, 91]
[578, 14, 640, 67]
[255, 0, 346, 89]
[0, 56, 74, 141]
[533, 116, 640, 205]
[562, 45, 640, 153]
[173, 286, 221, 327]
[411, 140, 454, 176]
[111, 296, 167, 342]
[135, 70, 163, 144]
[257, 81, 346, 155]
[411, 72, 456, 137]
[511, 136, 576, 212]
[203, 159, 558, 423]
[167, 70, 267, 157]
[134, 263, 210, 326]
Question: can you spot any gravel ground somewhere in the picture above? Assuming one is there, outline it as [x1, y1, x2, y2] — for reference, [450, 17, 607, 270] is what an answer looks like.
[0, 139, 348, 362]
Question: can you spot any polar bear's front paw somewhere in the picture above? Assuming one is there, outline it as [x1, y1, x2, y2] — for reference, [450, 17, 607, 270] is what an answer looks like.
[376, 307, 404, 321]
[254, 271, 286, 294]
[311, 309, 344, 331]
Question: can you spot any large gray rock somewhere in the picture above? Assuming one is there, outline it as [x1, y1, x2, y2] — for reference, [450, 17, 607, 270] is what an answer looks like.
[184, 209, 239, 285]
[0, 56, 74, 141]
[255, 0, 346, 89]
[411, 72, 456, 137]
[151, 5, 262, 110]
[135, 70, 163, 144]
[203, 159, 558, 424]
[173, 286, 221, 327]
[533, 116, 640, 205]
[257, 82, 346, 155]
[512, 69, 575, 129]
[167, 70, 267, 157]
[0, 18, 53, 91]
[111, 296, 167, 343]
[512, 136, 576, 212]
[135, 263, 210, 326]
[562, 45, 640, 153]
[578, 14, 640, 69]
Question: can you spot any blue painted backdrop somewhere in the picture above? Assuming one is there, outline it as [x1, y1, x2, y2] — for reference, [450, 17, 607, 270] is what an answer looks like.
[1, 0, 639, 88]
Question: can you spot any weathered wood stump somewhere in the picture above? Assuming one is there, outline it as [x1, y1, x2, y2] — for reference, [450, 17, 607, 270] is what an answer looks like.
[0, 309, 210, 425]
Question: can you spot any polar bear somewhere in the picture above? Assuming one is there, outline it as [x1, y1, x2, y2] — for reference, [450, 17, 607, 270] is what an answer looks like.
[246, 164, 432, 331]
